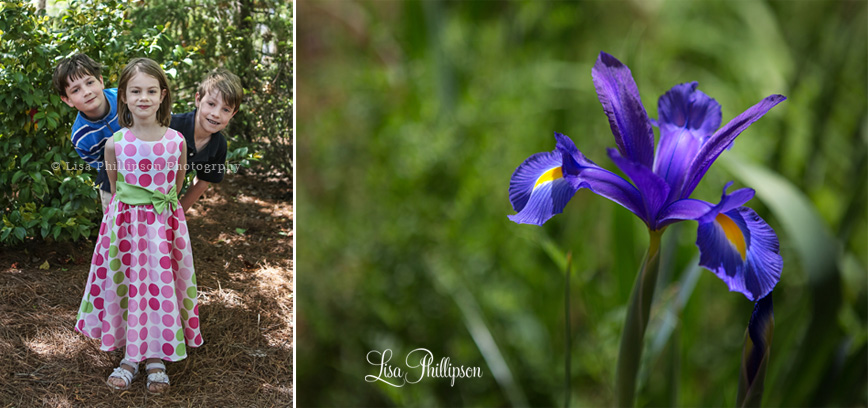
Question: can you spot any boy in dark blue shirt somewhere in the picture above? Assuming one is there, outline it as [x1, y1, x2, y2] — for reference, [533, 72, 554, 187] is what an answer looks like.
[170, 68, 243, 210]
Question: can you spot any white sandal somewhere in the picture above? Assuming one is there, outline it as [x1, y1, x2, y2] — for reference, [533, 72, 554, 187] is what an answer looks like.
[145, 360, 170, 394]
[106, 359, 139, 390]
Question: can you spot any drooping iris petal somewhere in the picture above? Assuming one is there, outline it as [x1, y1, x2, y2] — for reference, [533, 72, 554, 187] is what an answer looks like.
[607, 148, 670, 226]
[508, 133, 649, 225]
[657, 199, 713, 229]
[696, 181, 757, 223]
[554, 131, 593, 176]
[680, 94, 787, 199]
[696, 206, 782, 301]
[653, 82, 722, 198]
[592, 52, 656, 169]
[508, 150, 578, 226]
[657, 182, 755, 229]
[571, 167, 647, 222]
[555, 133, 647, 221]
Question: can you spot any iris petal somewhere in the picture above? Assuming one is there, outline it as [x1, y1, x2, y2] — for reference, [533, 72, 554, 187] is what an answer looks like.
[555, 133, 647, 221]
[681, 94, 786, 199]
[694, 181, 755, 221]
[508, 132, 648, 225]
[657, 182, 754, 228]
[744, 292, 774, 386]
[508, 150, 577, 225]
[572, 167, 646, 222]
[656, 198, 713, 229]
[591, 52, 656, 169]
[657, 82, 721, 139]
[607, 148, 670, 227]
[654, 82, 722, 198]
[697, 206, 782, 301]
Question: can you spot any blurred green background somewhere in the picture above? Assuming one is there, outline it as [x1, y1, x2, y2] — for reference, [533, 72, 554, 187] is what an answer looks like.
[296, 1, 866, 406]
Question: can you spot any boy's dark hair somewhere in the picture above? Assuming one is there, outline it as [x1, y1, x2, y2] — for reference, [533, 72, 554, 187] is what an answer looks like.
[53, 54, 103, 97]
[117, 58, 173, 128]
[197, 68, 243, 113]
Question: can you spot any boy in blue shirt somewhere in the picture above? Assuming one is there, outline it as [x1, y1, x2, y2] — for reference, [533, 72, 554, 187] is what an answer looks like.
[52, 54, 121, 211]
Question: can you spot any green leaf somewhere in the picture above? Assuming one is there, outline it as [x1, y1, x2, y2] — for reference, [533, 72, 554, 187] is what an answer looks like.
[13, 227, 25, 241]
[29, 170, 42, 184]
[11, 170, 25, 184]
[235, 227, 247, 235]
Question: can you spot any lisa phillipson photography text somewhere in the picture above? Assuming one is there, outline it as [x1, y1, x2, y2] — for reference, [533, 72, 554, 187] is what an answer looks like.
[365, 348, 484, 387]
[51, 161, 241, 174]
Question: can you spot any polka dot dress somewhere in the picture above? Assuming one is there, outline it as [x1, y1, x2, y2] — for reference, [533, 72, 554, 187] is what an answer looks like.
[75, 128, 202, 362]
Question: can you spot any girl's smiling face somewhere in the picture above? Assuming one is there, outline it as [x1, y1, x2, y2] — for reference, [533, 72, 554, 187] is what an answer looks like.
[123, 72, 166, 122]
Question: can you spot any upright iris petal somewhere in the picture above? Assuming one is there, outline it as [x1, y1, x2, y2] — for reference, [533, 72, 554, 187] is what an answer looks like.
[592, 52, 656, 169]
[654, 82, 721, 199]
[679, 94, 787, 199]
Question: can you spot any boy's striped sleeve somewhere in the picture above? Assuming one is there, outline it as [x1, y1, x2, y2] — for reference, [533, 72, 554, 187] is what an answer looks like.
[71, 126, 109, 170]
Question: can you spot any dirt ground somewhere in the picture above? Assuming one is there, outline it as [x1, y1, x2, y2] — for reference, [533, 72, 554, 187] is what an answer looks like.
[0, 171, 293, 407]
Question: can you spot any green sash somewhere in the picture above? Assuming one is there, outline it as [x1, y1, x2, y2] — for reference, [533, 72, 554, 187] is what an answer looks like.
[116, 180, 179, 214]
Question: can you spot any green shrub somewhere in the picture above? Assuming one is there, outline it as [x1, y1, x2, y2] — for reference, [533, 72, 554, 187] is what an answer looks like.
[128, 0, 293, 177]
[0, 0, 198, 245]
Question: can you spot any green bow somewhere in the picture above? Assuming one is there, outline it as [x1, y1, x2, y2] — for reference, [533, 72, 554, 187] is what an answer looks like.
[116, 180, 179, 214]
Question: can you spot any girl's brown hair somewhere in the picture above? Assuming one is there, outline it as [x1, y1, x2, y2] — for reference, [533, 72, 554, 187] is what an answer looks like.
[117, 58, 172, 128]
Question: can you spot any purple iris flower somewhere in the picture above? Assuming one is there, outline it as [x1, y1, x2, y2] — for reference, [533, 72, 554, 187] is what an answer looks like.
[508, 52, 783, 301]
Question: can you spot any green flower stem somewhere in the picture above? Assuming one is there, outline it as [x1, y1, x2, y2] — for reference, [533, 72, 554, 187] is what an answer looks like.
[615, 228, 664, 407]
[564, 251, 573, 408]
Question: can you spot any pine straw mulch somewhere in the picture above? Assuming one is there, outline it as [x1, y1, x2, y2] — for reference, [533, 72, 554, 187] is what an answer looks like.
[0, 171, 293, 407]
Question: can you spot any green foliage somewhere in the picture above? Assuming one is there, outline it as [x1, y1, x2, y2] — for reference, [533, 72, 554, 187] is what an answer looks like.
[0, 0, 290, 246]
[0, 1, 103, 244]
[128, 0, 293, 177]
[298, 1, 866, 407]
[0, 0, 199, 245]
[225, 141, 262, 173]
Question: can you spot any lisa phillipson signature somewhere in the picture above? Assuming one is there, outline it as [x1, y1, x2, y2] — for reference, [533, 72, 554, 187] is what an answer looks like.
[365, 348, 484, 387]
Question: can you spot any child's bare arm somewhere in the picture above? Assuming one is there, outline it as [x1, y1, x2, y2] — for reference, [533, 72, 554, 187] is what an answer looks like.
[180, 178, 210, 211]
[104, 137, 118, 195]
[176, 138, 187, 197]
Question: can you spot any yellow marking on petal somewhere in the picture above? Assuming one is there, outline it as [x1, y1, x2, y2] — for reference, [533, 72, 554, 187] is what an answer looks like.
[534, 166, 563, 189]
[716, 213, 747, 260]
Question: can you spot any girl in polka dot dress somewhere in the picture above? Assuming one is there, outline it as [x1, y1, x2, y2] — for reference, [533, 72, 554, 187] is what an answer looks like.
[75, 58, 202, 394]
